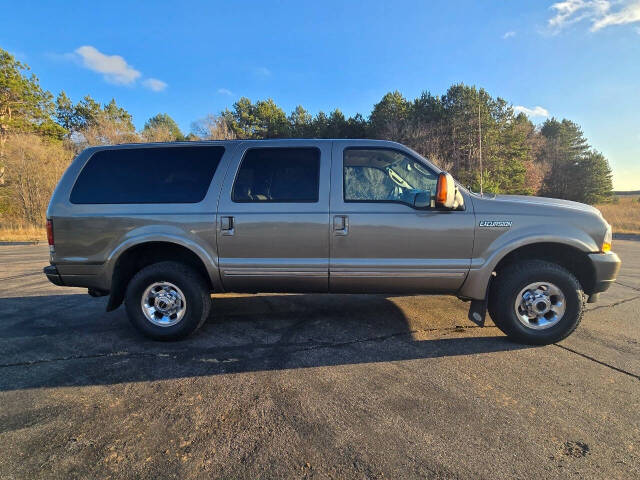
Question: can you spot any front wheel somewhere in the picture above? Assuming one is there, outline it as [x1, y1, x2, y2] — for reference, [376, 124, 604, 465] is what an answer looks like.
[489, 260, 585, 345]
[124, 261, 211, 340]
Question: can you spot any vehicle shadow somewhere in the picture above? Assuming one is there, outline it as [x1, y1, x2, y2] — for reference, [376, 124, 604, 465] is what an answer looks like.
[0, 293, 531, 392]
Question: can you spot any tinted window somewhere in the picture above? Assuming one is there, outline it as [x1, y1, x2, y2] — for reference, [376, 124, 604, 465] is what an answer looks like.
[70, 146, 224, 204]
[232, 148, 320, 203]
[344, 148, 437, 206]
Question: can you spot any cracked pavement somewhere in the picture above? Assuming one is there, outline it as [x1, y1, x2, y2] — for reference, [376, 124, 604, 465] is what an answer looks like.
[0, 242, 638, 479]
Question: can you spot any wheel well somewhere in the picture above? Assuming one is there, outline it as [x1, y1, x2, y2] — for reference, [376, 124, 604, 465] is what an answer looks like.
[492, 243, 596, 295]
[106, 242, 212, 311]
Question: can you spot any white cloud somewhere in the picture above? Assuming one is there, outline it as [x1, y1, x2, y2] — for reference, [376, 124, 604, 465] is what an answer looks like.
[592, 1, 640, 30]
[513, 105, 550, 117]
[548, 0, 604, 30]
[503, 31, 516, 39]
[253, 66, 271, 77]
[548, 0, 640, 32]
[217, 88, 234, 96]
[67, 46, 167, 92]
[142, 78, 167, 92]
[74, 46, 141, 85]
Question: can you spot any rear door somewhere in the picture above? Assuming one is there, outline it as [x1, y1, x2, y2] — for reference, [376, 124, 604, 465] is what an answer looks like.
[329, 140, 475, 293]
[216, 141, 331, 292]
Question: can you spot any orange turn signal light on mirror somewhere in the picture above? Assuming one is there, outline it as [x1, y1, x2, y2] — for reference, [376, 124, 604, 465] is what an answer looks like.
[436, 173, 447, 205]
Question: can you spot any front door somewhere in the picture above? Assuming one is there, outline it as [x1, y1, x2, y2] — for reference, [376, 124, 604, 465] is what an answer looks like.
[216, 141, 331, 292]
[329, 141, 475, 293]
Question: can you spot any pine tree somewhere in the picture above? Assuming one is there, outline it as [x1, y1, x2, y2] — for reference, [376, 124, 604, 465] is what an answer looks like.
[539, 118, 612, 203]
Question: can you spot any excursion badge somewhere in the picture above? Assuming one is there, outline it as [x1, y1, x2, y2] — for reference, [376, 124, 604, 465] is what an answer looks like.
[479, 220, 512, 228]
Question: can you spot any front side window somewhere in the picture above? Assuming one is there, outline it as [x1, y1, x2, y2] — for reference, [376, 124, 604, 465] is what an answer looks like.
[232, 147, 320, 203]
[70, 146, 225, 204]
[343, 148, 437, 206]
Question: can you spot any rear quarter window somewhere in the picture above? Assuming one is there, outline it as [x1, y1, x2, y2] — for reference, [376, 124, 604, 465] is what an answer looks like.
[70, 146, 225, 204]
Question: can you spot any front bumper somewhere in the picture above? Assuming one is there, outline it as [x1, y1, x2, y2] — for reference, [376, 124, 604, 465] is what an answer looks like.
[43, 265, 64, 286]
[588, 251, 621, 294]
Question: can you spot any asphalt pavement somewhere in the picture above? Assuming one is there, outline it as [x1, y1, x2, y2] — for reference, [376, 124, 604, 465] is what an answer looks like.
[0, 241, 638, 479]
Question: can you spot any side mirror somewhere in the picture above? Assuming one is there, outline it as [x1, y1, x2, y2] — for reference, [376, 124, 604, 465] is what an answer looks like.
[413, 191, 430, 209]
[436, 172, 460, 209]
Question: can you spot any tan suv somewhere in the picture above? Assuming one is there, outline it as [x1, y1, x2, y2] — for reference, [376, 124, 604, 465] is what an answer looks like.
[44, 139, 621, 344]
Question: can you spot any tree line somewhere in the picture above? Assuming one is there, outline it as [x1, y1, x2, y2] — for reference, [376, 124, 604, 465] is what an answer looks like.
[0, 47, 613, 228]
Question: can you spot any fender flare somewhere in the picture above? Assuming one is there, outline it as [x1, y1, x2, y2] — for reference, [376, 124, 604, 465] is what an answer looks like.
[104, 233, 221, 311]
[459, 230, 597, 301]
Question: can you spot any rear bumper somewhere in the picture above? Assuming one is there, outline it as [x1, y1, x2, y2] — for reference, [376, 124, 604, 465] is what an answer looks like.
[43, 265, 64, 286]
[588, 251, 621, 294]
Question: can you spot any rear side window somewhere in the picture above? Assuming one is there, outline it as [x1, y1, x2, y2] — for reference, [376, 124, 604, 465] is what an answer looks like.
[70, 146, 225, 204]
[232, 148, 320, 203]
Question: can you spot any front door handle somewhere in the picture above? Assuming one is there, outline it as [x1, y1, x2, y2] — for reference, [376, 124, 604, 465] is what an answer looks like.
[220, 216, 235, 236]
[333, 215, 349, 236]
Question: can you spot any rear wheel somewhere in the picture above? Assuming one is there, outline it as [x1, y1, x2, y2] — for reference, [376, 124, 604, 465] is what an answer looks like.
[124, 261, 211, 340]
[488, 260, 585, 345]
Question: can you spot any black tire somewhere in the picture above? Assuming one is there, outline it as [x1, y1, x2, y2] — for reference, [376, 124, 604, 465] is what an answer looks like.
[488, 260, 585, 345]
[124, 261, 211, 340]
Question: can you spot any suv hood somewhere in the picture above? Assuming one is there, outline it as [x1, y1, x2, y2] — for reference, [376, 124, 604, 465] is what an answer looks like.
[483, 194, 602, 216]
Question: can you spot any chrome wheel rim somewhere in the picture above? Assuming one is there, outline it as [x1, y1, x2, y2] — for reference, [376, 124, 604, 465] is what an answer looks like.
[514, 282, 566, 330]
[141, 281, 186, 327]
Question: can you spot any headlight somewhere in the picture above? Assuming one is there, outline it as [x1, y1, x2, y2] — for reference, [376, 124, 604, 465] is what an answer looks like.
[602, 224, 612, 253]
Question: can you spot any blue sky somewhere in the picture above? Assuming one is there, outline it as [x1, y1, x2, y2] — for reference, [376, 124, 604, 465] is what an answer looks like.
[2, 0, 639, 189]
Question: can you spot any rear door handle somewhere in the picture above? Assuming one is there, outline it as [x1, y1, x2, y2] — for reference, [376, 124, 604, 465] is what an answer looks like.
[221, 216, 235, 236]
[333, 215, 348, 236]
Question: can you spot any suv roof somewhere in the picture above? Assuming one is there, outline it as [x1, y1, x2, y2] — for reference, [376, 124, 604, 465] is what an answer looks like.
[83, 138, 405, 151]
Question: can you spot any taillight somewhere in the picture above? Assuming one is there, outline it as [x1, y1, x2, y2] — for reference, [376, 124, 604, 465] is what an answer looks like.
[46, 219, 54, 246]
